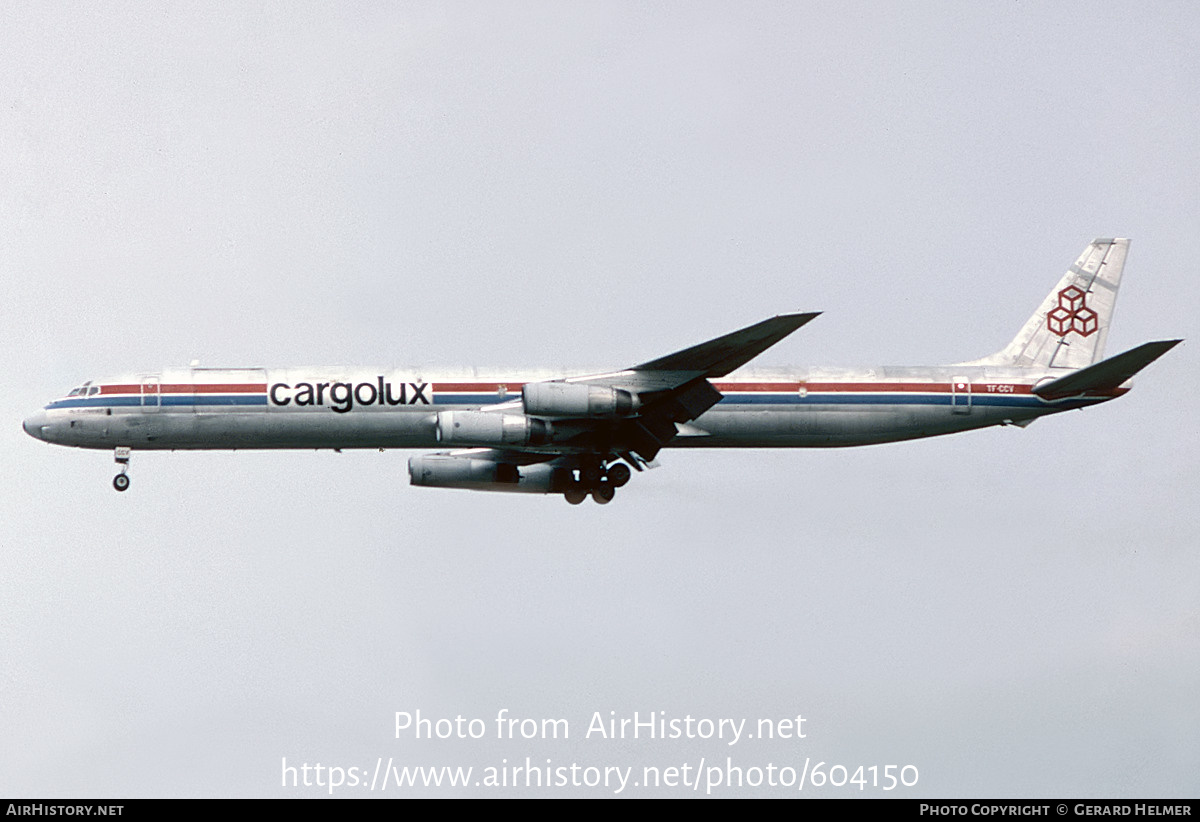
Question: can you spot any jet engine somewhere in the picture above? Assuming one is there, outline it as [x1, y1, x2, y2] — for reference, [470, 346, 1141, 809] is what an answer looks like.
[435, 410, 552, 446]
[408, 454, 566, 493]
[522, 382, 639, 417]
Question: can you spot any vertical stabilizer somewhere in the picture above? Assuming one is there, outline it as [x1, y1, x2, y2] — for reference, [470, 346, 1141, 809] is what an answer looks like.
[976, 238, 1128, 370]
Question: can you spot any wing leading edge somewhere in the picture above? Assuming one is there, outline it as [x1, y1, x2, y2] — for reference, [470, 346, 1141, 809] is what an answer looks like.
[633, 312, 821, 377]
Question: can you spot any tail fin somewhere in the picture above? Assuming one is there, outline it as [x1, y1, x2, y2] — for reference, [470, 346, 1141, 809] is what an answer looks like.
[974, 238, 1129, 369]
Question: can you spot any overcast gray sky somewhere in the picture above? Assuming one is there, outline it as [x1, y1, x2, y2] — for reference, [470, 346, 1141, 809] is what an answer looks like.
[2, 2, 1197, 797]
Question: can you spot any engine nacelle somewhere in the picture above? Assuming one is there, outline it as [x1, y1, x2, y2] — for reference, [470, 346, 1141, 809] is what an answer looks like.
[435, 410, 552, 446]
[522, 382, 639, 418]
[408, 454, 566, 493]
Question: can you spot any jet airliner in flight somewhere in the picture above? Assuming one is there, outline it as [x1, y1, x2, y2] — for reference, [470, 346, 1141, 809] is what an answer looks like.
[23, 239, 1179, 504]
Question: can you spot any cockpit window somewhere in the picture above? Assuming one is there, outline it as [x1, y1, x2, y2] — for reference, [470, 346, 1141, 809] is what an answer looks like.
[66, 382, 96, 398]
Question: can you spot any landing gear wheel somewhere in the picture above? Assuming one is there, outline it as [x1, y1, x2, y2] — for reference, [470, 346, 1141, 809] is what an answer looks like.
[607, 462, 632, 488]
[564, 486, 588, 505]
[580, 462, 603, 486]
[591, 482, 615, 504]
[112, 447, 131, 492]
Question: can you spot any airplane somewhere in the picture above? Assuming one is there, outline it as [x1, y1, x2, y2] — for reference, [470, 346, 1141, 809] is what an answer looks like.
[22, 238, 1180, 504]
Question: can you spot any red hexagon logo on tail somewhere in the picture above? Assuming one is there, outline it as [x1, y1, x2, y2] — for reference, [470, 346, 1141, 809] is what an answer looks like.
[1047, 285, 1098, 337]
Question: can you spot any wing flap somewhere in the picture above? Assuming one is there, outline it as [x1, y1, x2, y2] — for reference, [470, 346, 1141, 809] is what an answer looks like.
[613, 377, 726, 460]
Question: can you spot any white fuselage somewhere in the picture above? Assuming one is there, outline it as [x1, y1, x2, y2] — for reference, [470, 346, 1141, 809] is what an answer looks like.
[22, 364, 1119, 453]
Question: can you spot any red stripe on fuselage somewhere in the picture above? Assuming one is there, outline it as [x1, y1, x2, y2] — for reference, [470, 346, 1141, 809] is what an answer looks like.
[100, 383, 267, 394]
[431, 381, 1038, 394]
[89, 380, 1123, 400]
[434, 383, 522, 392]
[806, 382, 1032, 394]
[712, 382, 799, 392]
[714, 381, 1036, 394]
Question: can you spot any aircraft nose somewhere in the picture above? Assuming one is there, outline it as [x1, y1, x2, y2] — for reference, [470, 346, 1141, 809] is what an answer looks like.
[22, 411, 48, 440]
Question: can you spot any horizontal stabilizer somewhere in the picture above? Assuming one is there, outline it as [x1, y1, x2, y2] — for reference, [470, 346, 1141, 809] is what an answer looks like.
[1033, 339, 1181, 399]
[635, 312, 820, 377]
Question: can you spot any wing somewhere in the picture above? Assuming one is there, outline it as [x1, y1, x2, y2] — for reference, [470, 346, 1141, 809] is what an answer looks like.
[443, 312, 818, 456]
[410, 312, 819, 497]
[565, 311, 821, 461]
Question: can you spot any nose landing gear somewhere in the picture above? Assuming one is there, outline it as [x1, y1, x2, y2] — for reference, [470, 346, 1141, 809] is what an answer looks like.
[113, 446, 131, 492]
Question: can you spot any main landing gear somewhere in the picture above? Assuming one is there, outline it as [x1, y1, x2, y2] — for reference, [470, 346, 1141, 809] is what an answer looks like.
[112, 446, 131, 492]
[562, 460, 632, 505]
